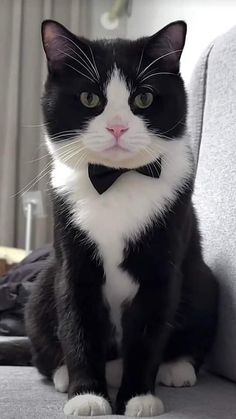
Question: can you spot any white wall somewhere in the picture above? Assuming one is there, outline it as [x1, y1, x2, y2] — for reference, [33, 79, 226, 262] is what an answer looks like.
[89, 0, 127, 39]
[127, 0, 236, 82]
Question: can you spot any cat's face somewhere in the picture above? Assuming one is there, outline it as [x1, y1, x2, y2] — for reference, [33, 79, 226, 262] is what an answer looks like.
[42, 20, 187, 169]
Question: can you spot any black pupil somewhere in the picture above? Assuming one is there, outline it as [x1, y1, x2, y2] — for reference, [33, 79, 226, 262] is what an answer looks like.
[140, 93, 148, 104]
[87, 93, 93, 104]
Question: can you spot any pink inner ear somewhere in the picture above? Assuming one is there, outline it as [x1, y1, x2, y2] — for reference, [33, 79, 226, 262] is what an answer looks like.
[146, 21, 186, 68]
[164, 23, 185, 52]
[43, 22, 70, 63]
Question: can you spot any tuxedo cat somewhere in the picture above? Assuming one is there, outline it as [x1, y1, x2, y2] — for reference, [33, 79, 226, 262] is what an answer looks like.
[24, 20, 218, 416]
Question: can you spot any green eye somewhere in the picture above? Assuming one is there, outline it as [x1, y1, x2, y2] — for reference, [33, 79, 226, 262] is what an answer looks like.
[134, 92, 154, 109]
[80, 92, 100, 108]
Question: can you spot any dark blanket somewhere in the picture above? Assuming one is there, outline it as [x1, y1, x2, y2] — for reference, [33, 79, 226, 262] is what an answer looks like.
[0, 245, 51, 336]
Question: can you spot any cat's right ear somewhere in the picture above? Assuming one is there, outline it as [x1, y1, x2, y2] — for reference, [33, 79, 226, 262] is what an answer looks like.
[145, 21, 187, 73]
[41, 20, 75, 71]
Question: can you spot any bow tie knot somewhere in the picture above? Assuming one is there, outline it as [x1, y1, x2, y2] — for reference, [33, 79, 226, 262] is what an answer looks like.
[88, 159, 162, 194]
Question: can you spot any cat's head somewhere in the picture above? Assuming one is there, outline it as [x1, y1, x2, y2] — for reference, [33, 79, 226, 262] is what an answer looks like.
[41, 20, 187, 169]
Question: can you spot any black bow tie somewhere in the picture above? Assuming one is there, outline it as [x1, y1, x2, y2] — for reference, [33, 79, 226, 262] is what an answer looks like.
[88, 159, 162, 194]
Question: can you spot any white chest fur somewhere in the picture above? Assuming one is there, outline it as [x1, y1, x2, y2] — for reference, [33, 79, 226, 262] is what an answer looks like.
[51, 139, 192, 342]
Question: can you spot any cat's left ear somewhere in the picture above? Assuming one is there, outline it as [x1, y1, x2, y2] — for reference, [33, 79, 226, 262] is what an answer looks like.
[41, 20, 88, 73]
[145, 21, 187, 73]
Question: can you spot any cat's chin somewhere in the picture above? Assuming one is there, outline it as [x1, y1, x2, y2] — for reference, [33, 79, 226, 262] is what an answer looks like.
[87, 149, 159, 170]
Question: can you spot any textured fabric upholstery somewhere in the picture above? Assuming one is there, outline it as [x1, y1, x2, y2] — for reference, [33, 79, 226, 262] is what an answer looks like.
[189, 26, 236, 383]
[0, 365, 236, 419]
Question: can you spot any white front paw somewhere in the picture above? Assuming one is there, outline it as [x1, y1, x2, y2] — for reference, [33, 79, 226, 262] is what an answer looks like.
[53, 365, 69, 393]
[157, 359, 197, 387]
[125, 394, 164, 417]
[64, 394, 112, 416]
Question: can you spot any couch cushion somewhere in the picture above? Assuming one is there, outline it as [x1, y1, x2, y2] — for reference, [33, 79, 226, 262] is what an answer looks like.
[0, 366, 235, 419]
[189, 26, 236, 383]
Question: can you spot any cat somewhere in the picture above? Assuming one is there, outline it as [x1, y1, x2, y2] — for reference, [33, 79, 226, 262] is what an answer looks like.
[21, 19, 218, 416]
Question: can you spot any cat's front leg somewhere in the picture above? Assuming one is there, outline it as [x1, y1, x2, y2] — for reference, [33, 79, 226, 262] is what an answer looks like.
[57, 271, 112, 416]
[116, 283, 178, 416]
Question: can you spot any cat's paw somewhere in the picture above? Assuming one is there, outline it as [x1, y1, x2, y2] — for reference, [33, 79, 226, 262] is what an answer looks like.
[53, 365, 69, 393]
[64, 394, 112, 416]
[125, 394, 164, 417]
[157, 359, 196, 387]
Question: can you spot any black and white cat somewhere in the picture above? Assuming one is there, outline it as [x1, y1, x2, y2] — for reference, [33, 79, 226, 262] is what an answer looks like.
[25, 20, 218, 416]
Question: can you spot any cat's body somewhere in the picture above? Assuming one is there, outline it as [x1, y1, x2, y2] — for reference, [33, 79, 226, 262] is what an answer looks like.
[51, 134, 190, 344]
[24, 20, 218, 416]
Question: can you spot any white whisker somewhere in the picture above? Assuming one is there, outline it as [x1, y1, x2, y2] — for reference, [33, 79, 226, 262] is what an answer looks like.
[58, 146, 86, 162]
[57, 48, 96, 81]
[74, 150, 88, 171]
[49, 130, 78, 138]
[65, 63, 95, 83]
[136, 47, 145, 75]
[12, 160, 53, 198]
[141, 72, 178, 82]
[148, 132, 175, 141]
[16, 140, 86, 196]
[141, 84, 156, 93]
[18, 146, 86, 196]
[146, 145, 173, 168]
[137, 49, 182, 79]
[46, 129, 79, 139]
[22, 122, 50, 128]
[158, 117, 185, 136]
[49, 133, 79, 141]
[58, 34, 100, 81]
[88, 44, 100, 80]
[147, 162, 155, 178]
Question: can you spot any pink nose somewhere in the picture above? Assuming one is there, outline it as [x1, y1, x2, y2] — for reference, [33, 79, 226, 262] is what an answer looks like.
[106, 125, 129, 140]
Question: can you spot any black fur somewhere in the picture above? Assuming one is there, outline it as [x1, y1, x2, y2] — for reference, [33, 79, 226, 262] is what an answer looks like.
[117, 184, 218, 410]
[41, 20, 187, 142]
[1, 20, 218, 415]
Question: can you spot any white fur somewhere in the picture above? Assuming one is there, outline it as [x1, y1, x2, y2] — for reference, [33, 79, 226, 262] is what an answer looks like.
[53, 365, 69, 393]
[157, 359, 197, 387]
[52, 358, 196, 395]
[51, 139, 192, 340]
[48, 68, 183, 170]
[53, 360, 123, 393]
[125, 394, 164, 417]
[103, 264, 138, 342]
[64, 394, 112, 416]
[83, 68, 153, 165]
[48, 69, 193, 344]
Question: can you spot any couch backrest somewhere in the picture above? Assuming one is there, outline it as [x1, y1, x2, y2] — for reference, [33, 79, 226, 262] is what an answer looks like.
[188, 26, 236, 382]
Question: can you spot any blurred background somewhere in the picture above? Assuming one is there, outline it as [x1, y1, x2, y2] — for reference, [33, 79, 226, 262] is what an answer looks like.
[0, 0, 236, 252]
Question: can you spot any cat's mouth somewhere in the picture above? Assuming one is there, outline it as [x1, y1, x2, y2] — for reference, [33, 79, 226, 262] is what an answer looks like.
[104, 144, 131, 152]
[98, 143, 134, 160]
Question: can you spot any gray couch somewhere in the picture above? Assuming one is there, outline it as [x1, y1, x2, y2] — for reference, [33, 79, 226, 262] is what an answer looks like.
[1, 27, 236, 418]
